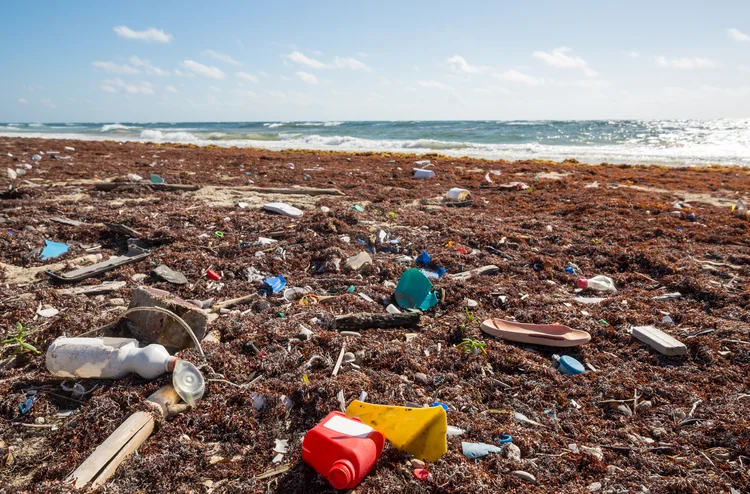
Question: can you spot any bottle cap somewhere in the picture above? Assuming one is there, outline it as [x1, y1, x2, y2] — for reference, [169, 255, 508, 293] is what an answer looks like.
[576, 279, 588, 289]
[328, 460, 354, 490]
[172, 360, 205, 406]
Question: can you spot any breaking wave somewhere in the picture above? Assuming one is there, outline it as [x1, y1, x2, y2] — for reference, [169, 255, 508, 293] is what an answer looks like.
[101, 123, 134, 132]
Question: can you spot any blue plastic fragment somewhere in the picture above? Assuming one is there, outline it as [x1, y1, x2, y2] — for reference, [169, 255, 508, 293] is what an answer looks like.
[431, 401, 449, 412]
[263, 274, 287, 293]
[150, 174, 165, 184]
[416, 250, 431, 265]
[40, 240, 69, 261]
[462, 441, 503, 459]
[564, 266, 575, 274]
[558, 355, 585, 375]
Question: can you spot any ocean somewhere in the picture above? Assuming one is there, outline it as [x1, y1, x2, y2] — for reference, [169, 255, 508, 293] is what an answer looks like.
[2, 120, 750, 166]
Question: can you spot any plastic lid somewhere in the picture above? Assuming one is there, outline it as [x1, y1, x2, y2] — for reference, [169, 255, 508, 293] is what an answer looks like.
[328, 460, 354, 490]
[558, 356, 585, 375]
[172, 360, 205, 406]
[576, 279, 588, 289]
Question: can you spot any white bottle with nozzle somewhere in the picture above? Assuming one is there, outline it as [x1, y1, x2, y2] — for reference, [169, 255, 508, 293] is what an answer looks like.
[46, 337, 176, 380]
[576, 275, 617, 293]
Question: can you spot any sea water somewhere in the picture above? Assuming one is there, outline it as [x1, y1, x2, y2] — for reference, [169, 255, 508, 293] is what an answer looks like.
[2, 119, 750, 166]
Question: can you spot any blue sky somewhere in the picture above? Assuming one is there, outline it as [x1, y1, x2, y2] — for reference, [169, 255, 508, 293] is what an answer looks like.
[2, 1, 750, 121]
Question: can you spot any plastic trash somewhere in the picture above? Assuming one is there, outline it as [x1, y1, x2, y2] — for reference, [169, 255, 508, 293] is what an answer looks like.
[264, 274, 287, 293]
[553, 355, 585, 375]
[172, 359, 204, 406]
[351, 204, 365, 212]
[302, 411, 385, 490]
[394, 268, 439, 311]
[206, 269, 220, 281]
[40, 240, 69, 261]
[446, 188, 471, 201]
[150, 174, 165, 184]
[31, 154, 42, 161]
[263, 202, 304, 218]
[413, 168, 435, 179]
[346, 400, 447, 461]
[462, 442, 503, 459]
[577, 275, 617, 293]
[46, 337, 177, 380]
[734, 199, 747, 217]
[416, 250, 431, 265]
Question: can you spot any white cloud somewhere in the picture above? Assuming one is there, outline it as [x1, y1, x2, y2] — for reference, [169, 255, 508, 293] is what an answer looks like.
[446, 55, 488, 73]
[128, 56, 170, 76]
[417, 80, 452, 90]
[414, 65, 420, 72]
[495, 69, 542, 86]
[533, 47, 598, 76]
[285, 51, 326, 69]
[280, 75, 291, 81]
[18, 98, 27, 104]
[473, 85, 511, 95]
[333, 56, 371, 71]
[40, 98, 56, 108]
[296, 71, 318, 84]
[203, 49, 242, 66]
[652, 56, 717, 69]
[551, 79, 609, 89]
[113, 26, 173, 43]
[259, 71, 269, 77]
[728, 28, 750, 42]
[92, 61, 140, 74]
[740, 65, 750, 73]
[180, 60, 225, 79]
[210, 86, 223, 92]
[235, 38, 244, 49]
[165, 85, 177, 93]
[625, 51, 640, 58]
[473, 88, 491, 94]
[235, 72, 258, 83]
[99, 78, 154, 95]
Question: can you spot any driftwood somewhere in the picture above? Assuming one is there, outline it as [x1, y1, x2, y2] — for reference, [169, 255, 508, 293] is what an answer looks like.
[332, 311, 421, 331]
[55, 281, 127, 296]
[68, 385, 180, 488]
[229, 186, 343, 196]
[448, 265, 500, 282]
[95, 182, 200, 192]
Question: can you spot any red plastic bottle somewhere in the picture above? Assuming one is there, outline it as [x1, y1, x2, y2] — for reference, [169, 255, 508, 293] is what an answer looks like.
[302, 411, 385, 490]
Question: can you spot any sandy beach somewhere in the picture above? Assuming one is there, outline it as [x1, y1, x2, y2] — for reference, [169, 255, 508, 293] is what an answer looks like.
[1, 136, 749, 493]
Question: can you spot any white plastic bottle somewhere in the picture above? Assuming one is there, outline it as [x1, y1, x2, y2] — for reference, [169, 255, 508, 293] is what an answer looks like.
[46, 337, 176, 380]
[576, 275, 617, 293]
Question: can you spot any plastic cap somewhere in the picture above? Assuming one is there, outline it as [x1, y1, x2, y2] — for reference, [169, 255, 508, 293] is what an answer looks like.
[328, 460, 354, 490]
[172, 360, 205, 407]
[576, 279, 588, 289]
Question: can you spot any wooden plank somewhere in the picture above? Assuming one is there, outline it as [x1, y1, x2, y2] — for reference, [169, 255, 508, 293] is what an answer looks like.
[632, 325, 687, 356]
[68, 386, 180, 488]
[211, 293, 258, 312]
[229, 186, 343, 196]
[91, 415, 155, 488]
[55, 281, 127, 296]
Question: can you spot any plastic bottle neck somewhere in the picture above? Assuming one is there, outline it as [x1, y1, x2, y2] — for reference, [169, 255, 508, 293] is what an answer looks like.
[166, 356, 178, 372]
[328, 459, 354, 490]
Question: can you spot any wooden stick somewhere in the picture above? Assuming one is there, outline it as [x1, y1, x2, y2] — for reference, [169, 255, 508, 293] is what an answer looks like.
[332, 345, 346, 376]
[68, 386, 180, 488]
[211, 293, 258, 312]
[332, 311, 421, 331]
[448, 265, 500, 282]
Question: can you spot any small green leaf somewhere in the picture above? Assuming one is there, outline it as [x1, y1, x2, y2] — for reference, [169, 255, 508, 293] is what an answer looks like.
[20, 342, 40, 354]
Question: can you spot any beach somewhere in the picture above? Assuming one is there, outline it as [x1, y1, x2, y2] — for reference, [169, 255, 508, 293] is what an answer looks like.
[1, 136, 749, 493]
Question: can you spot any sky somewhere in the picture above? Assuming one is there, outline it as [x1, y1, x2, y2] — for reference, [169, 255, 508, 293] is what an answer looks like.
[2, 0, 750, 122]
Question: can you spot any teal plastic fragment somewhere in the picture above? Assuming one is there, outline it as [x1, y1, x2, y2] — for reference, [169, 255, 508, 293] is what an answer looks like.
[394, 268, 438, 311]
[150, 174, 165, 184]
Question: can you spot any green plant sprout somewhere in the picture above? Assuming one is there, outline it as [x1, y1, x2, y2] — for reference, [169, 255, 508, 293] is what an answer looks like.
[1, 322, 41, 355]
[457, 338, 487, 355]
